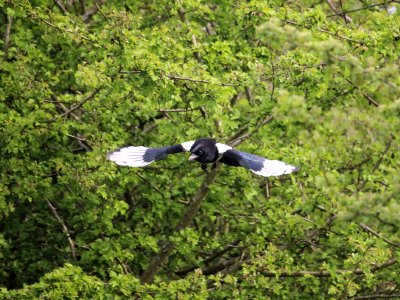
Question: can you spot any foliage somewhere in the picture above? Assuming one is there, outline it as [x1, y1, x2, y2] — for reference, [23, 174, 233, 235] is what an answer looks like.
[0, 0, 399, 299]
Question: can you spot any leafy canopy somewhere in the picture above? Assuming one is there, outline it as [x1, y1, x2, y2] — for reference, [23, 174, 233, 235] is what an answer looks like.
[0, 0, 399, 299]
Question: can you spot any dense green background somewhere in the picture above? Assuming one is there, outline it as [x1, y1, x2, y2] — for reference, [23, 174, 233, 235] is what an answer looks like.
[1, 0, 399, 299]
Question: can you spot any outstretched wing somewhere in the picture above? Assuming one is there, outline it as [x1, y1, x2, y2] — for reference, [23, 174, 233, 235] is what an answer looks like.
[107, 141, 195, 167]
[217, 144, 298, 177]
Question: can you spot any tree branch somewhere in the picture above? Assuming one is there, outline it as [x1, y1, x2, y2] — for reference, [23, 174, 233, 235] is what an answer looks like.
[177, 7, 201, 61]
[120, 70, 239, 86]
[3, 15, 13, 60]
[140, 166, 220, 284]
[358, 223, 400, 248]
[285, 20, 363, 44]
[244, 87, 254, 106]
[82, 0, 106, 23]
[165, 74, 238, 86]
[327, 1, 398, 17]
[353, 294, 400, 300]
[58, 88, 101, 118]
[54, 0, 68, 14]
[46, 199, 77, 260]
[175, 240, 241, 276]
[258, 258, 398, 277]
[345, 79, 380, 107]
[34, 15, 103, 47]
[326, 0, 352, 23]
[228, 115, 274, 147]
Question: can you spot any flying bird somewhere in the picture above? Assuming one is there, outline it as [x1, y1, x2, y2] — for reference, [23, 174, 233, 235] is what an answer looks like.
[107, 138, 298, 177]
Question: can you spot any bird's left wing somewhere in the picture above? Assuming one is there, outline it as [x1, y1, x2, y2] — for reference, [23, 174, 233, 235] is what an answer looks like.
[107, 141, 195, 167]
[216, 143, 298, 177]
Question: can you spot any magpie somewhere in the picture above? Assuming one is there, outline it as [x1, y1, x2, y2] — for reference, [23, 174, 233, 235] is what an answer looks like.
[107, 138, 298, 177]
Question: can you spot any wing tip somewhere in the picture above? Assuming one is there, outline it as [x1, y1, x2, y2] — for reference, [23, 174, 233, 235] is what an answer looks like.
[253, 162, 300, 177]
[107, 146, 152, 167]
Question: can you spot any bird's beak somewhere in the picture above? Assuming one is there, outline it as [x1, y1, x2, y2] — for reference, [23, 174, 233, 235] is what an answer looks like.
[189, 154, 198, 161]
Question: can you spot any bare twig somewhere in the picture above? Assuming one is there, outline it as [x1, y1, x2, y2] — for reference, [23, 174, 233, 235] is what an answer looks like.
[177, 7, 201, 61]
[46, 199, 77, 260]
[165, 74, 238, 86]
[269, 48, 276, 101]
[54, 0, 68, 14]
[51, 95, 84, 123]
[58, 88, 101, 118]
[120, 70, 239, 86]
[345, 79, 379, 107]
[158, 108, 196, 112]
[244, 87, 253, 106]
[372, 135, 394, 171]
[326, 0, 352, 23]
[35, 16, 103, 47]
[136, 173, 165, 197]
[228, 115, 274, 147]
[82, 0, 106, 23]
[285, 20, 363, 44]
[3, 15, 13, 60]
[258, 257, 398, 277]
[357, 136, 393, 191]
[115, 257, 130, 275]
[358, 223, 400, 248]
[175, 240, 241, 276]
[353, 294, 400, 300]
[327, 1, 398, 17]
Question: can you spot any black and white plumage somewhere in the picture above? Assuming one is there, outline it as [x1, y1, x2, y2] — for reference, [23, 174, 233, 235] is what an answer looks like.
[107, 138, 298, 177]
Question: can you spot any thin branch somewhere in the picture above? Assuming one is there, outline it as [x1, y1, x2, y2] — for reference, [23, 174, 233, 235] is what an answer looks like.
[202, 255, 243, 275]
[54, 0, 68, 14]
[358, 223, 400, 248]
[258, 258, 398, 277]
[177, 7, 201, 61]
[158, 108, 196, 112]
[3, 15, 13, 60]
[285, 20, 363, 44]
[136, 172, 164, 198]
[327, 1, 398, 17]
[46, 199, 77, 260]
[82, 0, 106, 23]
[357, 135, 393, 191]
[244, 87, 254, 106]
[326, 0, 352, 23]
[35, 15, 103, 47]
[228, 115, 274, 147]
[372, 135, 394, 171]
[269, 48, 276, 101]
[120, 70, 239, 86]
[58, 88, 101, 118]
[353, 294, 400, 300]
[165, 74, 238, 87]
[175, 240, 241, 276]
[345, 79, 379, 107]
[227, 123, 250, 143]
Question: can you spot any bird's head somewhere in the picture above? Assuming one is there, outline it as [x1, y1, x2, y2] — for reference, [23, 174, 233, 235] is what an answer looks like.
[188, 138, 219, 163]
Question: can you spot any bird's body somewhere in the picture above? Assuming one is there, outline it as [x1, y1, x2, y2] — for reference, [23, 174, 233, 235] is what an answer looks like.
[107, 138, 298, 177]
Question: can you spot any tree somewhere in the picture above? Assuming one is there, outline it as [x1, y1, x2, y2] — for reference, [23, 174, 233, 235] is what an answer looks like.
[0, 0, 399, 299]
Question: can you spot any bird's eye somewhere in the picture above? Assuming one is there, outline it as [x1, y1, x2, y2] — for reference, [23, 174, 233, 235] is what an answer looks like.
[197, 150, 204, 155]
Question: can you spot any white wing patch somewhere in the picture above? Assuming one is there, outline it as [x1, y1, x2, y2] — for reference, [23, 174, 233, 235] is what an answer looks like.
[107, 146, 152, 167]
[181, 141, 195, 151]
[216, 143, 232, 154]
[251, 159, 298, 177]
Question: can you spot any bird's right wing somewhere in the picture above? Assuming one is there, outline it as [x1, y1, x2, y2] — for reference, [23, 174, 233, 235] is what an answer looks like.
[220, 148, 299, 177]
[107, 141, 195, 167]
